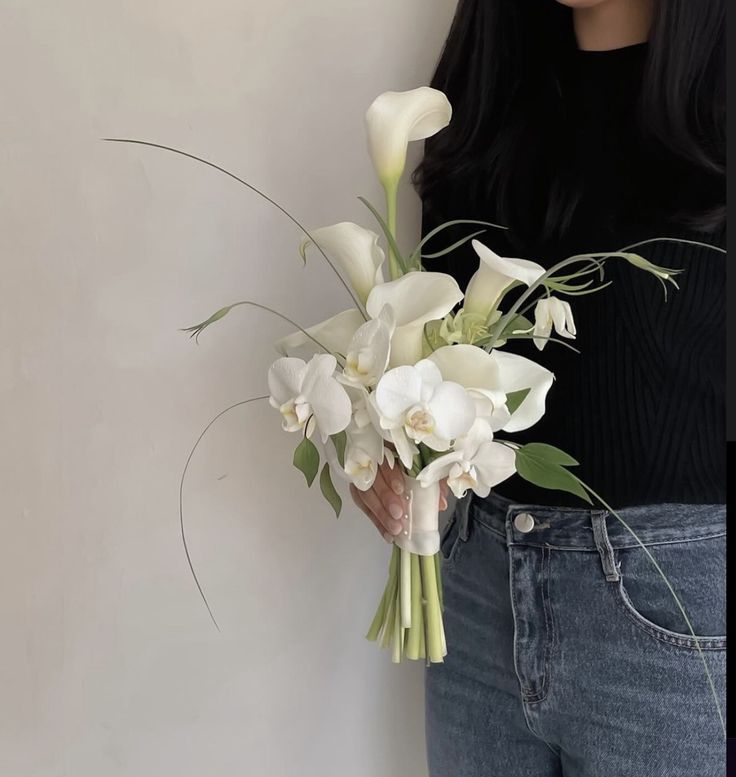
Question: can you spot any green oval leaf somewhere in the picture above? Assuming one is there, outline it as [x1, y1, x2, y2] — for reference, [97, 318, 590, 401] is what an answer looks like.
[293, 436, 319, 487]
[319, 463, 342, 517]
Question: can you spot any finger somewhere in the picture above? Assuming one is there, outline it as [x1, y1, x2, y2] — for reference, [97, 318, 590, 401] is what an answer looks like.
[379, 458, 405, 497]
[372, 467, 409, 531]
[439, 479, 449, 510]
[361, 480, 405, 536]
[350, 485, 394, 543]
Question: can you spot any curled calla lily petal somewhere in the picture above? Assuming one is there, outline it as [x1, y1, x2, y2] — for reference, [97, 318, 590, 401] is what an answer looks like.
[340, 304, 395, 388]
[300, 222, 385, 305]
[268, 354, 352, 441]
[533, 296, 576, 351]
[428, 343, 500, 389]
[488, 349, 555, 433]
[417, 419, 516, 498]
[464, 239, 546, 320]
[274, 308, 364, 360]
[365, 87, 452, 186]
[366, 272, 464, 366]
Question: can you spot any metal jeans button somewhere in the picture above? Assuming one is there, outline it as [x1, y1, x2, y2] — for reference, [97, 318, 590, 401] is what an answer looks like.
[514, 512, 535, 533]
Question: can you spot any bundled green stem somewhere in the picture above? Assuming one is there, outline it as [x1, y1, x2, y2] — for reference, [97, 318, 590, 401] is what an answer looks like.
[366, 543, 446, 665]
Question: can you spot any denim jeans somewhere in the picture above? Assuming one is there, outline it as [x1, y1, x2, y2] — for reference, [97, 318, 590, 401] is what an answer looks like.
[425, 490, 726, 776]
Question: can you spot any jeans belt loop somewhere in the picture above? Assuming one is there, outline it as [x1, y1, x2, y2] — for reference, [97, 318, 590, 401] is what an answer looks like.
[591, 510, 621, 582]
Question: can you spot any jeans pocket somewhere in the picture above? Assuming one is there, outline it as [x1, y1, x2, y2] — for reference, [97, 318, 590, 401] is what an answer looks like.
[612, 533, 726, 651]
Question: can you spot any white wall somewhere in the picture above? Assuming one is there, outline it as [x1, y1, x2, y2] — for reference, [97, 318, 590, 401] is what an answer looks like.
[0, 2, 456, 775]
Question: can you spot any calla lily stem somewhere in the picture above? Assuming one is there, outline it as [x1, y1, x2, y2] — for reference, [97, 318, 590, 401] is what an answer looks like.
[384, 182, 401, 280]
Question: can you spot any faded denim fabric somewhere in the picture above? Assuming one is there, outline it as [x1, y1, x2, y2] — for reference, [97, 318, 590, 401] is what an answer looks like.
[425, 489, 726, 776]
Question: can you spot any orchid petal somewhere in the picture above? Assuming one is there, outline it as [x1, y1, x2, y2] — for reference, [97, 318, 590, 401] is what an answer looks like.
[267, 357, 307, 405]
[427, 381, 476, 441]
[374, 365, 423, 422]
[307, 376, 352, 439]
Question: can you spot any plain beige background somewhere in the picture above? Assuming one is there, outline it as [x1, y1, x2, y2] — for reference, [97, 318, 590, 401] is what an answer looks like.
[0, 2, 458, 775]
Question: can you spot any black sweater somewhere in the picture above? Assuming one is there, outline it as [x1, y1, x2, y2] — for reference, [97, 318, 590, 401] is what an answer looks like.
[420, 42, 726, 509]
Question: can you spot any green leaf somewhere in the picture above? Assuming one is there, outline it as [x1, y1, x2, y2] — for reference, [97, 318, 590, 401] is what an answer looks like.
[505, 388, 531, 416]
[514, 443, 591, 504]
[319, 464, 342, 517]
[420, 229, 487, 260]
[330, 431, 347, 468]
[422, 320, 448, 357]
[407, 218, 508, 267]
[293, 436, 319, 486]
[518, 442, 580, 466]
[500, 313, 534, 337]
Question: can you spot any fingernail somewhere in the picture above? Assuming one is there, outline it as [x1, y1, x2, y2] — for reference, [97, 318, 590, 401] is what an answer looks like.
[389, 502, 403, 521]
[392, 480, 404, 495]
[391, 521, 403, 535]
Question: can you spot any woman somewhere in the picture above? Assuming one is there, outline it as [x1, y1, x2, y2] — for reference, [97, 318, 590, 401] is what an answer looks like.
[351, 0, 726, 774]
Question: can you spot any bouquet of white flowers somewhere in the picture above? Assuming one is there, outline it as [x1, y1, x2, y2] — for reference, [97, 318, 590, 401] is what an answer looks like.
[106, 87, 725, 738]
[122, 86, 682, 666]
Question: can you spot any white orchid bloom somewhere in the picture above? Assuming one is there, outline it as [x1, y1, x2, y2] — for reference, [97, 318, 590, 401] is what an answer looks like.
[464, 239, 546, 321]
[533, 296, 577, 351]
[417, 419, 516, 498]
[366, 271, 463, 366]
[365, 87, 452, 188]
[427, 344, 510, 431]
[268, 354, 352, 441]
[374, 359, 476, 468]
[274, 308, 364, 361]
[300, 222, 385, 305]
[342, 426, 385, 491]
[321, 385, 385, 491]
[341, 304, 395, 388]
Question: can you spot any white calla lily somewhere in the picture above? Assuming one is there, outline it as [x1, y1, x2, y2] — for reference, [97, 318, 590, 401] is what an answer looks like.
[374, 359, 476, 468]
[341, 304, 395, 388]
[365, 87, 452, 187]
[300, 222, 385, 305]
[427, 344, 510, 430]
[268, 354, 352, 441]
[427, 344, 552, 433]
[417, 419, 516, 498]
[464, 239, 546, 320]
[274, 308, 364, 360]
[533, 296, 577, 351]
[488, 349, 555, 432]
[366, 271, 463, 366]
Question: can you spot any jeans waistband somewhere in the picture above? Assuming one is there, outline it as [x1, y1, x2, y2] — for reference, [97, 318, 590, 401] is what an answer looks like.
[462, 489, 726, 552]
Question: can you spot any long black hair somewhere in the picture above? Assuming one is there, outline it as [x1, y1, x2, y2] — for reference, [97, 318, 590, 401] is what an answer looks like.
[413, 0, 725, 247]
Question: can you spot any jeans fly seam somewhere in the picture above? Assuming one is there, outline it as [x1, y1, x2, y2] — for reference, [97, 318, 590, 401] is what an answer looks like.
[526, 546, 554, 707]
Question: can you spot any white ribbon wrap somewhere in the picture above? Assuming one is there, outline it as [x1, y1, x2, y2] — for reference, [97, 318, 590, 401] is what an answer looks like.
[393, 476, 440, 556]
